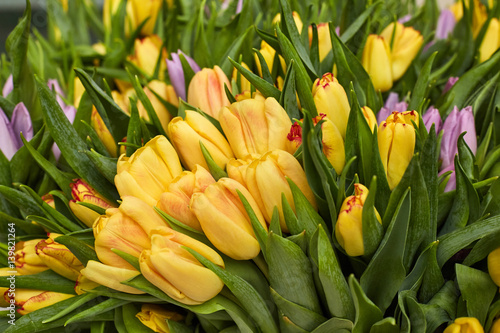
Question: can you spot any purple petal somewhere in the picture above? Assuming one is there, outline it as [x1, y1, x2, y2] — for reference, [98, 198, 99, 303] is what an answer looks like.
[394, 101, 409, 113]
[11, 102, 33, 144]
[236, 0, 243, 14]
[167, 53, 186, 100]
[440, 106, 459, 169]
[423, 106, 442, 133]
[457, 106, 477, 155]
[0, 109, 19, 160]
[384, 92, 400, 111]
[398, 15, 412, 24]
[3, 75, 13, 98]
[438, 163, 456, 192]
[377, 107, 392, 124]
[436, 10, 456, 40]
[377, 93, 408, 124]
[63, 105, 77, 124]
[443, 77, 459, 94]
[47, 79, 69, 110]
[52, 143, 62, 161]
[182, 51, 201, 73]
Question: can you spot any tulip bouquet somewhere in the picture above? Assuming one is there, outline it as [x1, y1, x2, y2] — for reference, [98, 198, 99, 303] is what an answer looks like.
[1, 0, 500, 332]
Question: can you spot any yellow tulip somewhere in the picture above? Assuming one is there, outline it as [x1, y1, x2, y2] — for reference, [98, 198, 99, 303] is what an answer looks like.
[80, 260, 145, 294]
[362, 34, 393, 92]
[0, 268, 18, 307]
[272, 11, 304, 33]
[488, 247, 500, 287]
[6, 289, 74, 315]
[380, 22, 423, 81]
[443, 317, 484, 333]
[115, 135, 183, 206]
[168, 110, 234, 171]
[254, 41, 287, 77]
[140, 80, 178, 132]
[335, 184, 381, 256]
[491, 318, 500, 333]
[449, 0, 488, 38]
[219, 96, 295, 159]
[68, 179, 116, 228]
[91, 106, 118, 157]
[157, 165, 215, 232]
[479, 18, 500, 63]
[361, 106, 378, 132]
[187, 66, 231, 120]
[35, 234, 84, 281]
[103, 0, 120, 31]
[244, 149, 317, 232]
[139, 227, 224, 304]
[129, 35, 167, 79]
[226, 157, 255, 186]
[136, 304, 184, 333]
[94, 196, 168, 269]
[75, 274, 100, 295]
[190, 178, 268, 260]
[128, 0, 163, 36]
[312, 73, 351, 138]
[308, 23, 333, 62]
[378, 111, 419, 190]
[232, 61, 252, 93]
[73, 77, 85, 108]
[15, 239, 49, 275]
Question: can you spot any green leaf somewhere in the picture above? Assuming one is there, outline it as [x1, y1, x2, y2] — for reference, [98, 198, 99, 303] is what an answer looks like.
[408, 52, 437, 111]
[0, 185, 45, 217]
[420, 126, 439, 247]
[200, 141, 228, 180]
[279, 61, 301, 120]
[269, 206, 282, 236]
[83, 150, 117, 184]
[418, 241, 444, 304]
[340, 1, 382, 44]
[311, 318, 353, 333]
[237, 190, 268, 258]
[361, 177, 384, 258]
[43, 293, 99, 324]
[369, 317, 399, 333]
[228, 57, 281, 100]
[122, 303, 156, 333]
[65, 298, 129, 326]
[112, 249, 141, 271]
[0, 270, 76, 295]
[55, 235, 99, 266]
[349, 275, 383, 333]
[463, 229, 500, 266]
[253, 48, 274, 84]
[168, 321, 194, 333]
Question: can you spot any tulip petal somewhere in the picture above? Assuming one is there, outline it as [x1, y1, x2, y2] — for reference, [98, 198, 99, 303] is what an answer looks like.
[2, 74, 13, 98]
[11, 102, 33, 143]
[80, 260, 144, 294]
[0, 109, 19, 160]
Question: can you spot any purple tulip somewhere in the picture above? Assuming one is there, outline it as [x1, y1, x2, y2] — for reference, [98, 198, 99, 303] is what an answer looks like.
[438, 163, 456, 192]
[422, 106, 442, 134]
[166, 50, 201, 101]
[398, 15, 412, 24]
[436, 10, 456, 40]
[0, 103, 33, 160]
[443, 77, 459, 94]
[222, 0, 243, 13]
[3, 75, 13, 98]
[377, 92, 408, 123]
[440, 106, 477, 170]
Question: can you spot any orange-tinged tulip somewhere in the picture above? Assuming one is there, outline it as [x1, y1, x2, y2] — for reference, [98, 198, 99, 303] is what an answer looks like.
[378, 111, 418, 190]
[75, 274, 100, 295]
[232, 62, 252, 93]
[479, 18, 500, 63]
[129, 0, 163, 36]
[335, 184, 381, 256]
[443, 317, 484, 333]
[219, 96, 295, 159]
[140, 227, 224, 304]
[491, 318, 500, 333]
[15, 239, 49, 275]
[91, 107, 118, 157]
[254, 41, 287, 77]
[129, 35, 167, 79]
[308, 23, 333, 62]
[488, 247, 500, 287]
[362, 106, 378, 132]
[35, 235, 84, 281]
[6, 289, 74, 315]
[312, 73, 351, 138]
[168, 111, 234, 171]
[187, 66, 231, 120]
[226, 157, 255, 186]
[136, 304, 184, 333]
[362, 35, 393, 92]
[190, 178, 267, 260]
[157, 165, 215, 231]
[380, 22, 423, 81]
[80, 260, 145, 294]
[69, 179, 116, 228]
[94, 196, 168, 269]
[244, 150, 316, 232]
[115, 135, 183, 206]
[272, 11, 304, 33]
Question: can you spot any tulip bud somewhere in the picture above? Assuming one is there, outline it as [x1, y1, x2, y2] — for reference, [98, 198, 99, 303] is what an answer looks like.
[219, 96, 295, 159]
[312, 73, 351, 138]
[450, 0, 488, 38]
[115, 135, 183, 206]
[73, 77, 85, 108]
[129, 35, 167, 79]
[69, 179, 116, 227]
[157, 165, 215, 232]
[168, 111, 234, 171]
[422, 106, 442, 134]
[35, 234, 85, 281]
[272, 11, 303, 33]
[378, 111, 419, 190]
[479, 18, 500, 63]
[380, 22, 423, 81]
[361, 106, 377, 132]
[492, 318, 500, 333]
[362, 35, 393, 92]
[254, 41, 287, 77]
[141, 80, 178, 132]
[166, 50, 201, 101]
[136, 304, 184, 332]
[128, 0, 162, 36]
[488, 247, 500, 288]
[190, 178, 268, 260]
[232, 61, 252, 93]
[91, 107, 118, 157]
[94, 196, 168, 269]
[308, 23, 333, 62]
[80, 260, 145, 294]
[436, 9, 457, 40]
[6, 289, 74, 315]
[440, 106, 477, 170]
[187, 66, 231, 120]
[140, 227, 225, 304]
[244, 149, 316, 232]
[335, 184, 381, 256]
[15, 239, 49, 275]
[443, 76, 459, 94]
[443, 317, 484, 333]
[226, 157, 256, 186]
[103, 0, 120, 31]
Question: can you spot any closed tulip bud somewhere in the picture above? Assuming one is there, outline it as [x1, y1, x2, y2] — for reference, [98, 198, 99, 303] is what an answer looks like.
[136, 304, 184, 333]
[91, 107, 118, 157]
[312, 73, 351, 138]
[272, 11, 303, 33]
[335, 184, 381, 256]
[168, 111, 234, 171]
[479, 18, 500, 63]
[488, 247, 500, 288]
[42, 193, 55, 209]
[362, 35, 393, 92]
[422, 106, 442, 134]
[450, 0, 487, 38]
[443, 317, 484, 333]
[94, 196, 168, 269]
[6, 289, 74, 315]
[255, 41, 287, 77]
[69, 179, 116, 227]
[15, 239, 49, 275]
[491, 319, 500, 333]
[157, 165, 215, 231]
[308, 23, 333, 62]
[187, 66, 231, 120]
[128, 0, 162, 36]
[167, 50, 201, 100]
[129, 35, 167, 79]
[115, 135, 183, 206]
[140, 227, 225, 304]
[35, 235, 84, 281]
[436, 9, 457, 40]
[80, 260, 145, 294]
[220, 96, 295, 159]
[362, 106, 377, 132]
[244, 150, 316, 232]
[190, 178, 267, 260]
[232, 62, 252, 93]
[380, 22, 423, 81]
[378, 111, 419, 190]
[140, 80, 178, 132]
[440, 106, 477, 170]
